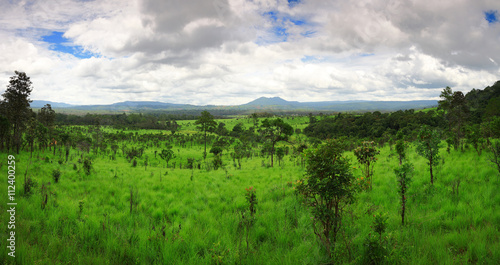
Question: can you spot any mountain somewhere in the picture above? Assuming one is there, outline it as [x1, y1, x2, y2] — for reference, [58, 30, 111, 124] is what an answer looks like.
[244, 97, 301, 107]
[241, 97, 436, 111]
[68, 101, 195, 111]
[31, 97, 438, 113]
[31, 100, 75, 108]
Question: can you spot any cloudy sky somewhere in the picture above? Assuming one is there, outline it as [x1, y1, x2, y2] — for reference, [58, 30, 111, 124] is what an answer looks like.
[0, 0, 499, 105]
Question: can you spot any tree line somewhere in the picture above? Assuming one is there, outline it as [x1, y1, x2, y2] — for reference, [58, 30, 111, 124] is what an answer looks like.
[1, 71, 499, 157]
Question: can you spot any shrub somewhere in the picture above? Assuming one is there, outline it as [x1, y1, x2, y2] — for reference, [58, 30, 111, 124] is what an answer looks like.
[415, 126, 441, 185]
[52, 169, 61, 183]
[296, 139, 357, 257]
[245, 186, 257, 217]
[212, 155, 223, 170]
[488, 141, 500, 176]
[395, 162, 413, 225]
[354, 141, 380, 190]
[82, 157, 92, 175]
[187, 158, 194, 169]
[362, 212, 388, 265]
[24, 176, 37, 197]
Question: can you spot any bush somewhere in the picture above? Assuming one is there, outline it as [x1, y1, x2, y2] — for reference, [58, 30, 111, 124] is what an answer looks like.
[186, 158, 194, 169]
[245, 186, 257, 217]
[354, 141, 380, 190]
[83, 157, 92, 175]
[362, 234, 387, 265]
[362, 212, 388, 265]
[212, 155, 223, 170]
[295, 139, 357, 257]
[24, 176, 37, 197]
[52, 169, 61, 183]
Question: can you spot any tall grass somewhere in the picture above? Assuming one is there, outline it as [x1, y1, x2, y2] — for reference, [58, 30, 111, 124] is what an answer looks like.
[0, 123, 498, 264]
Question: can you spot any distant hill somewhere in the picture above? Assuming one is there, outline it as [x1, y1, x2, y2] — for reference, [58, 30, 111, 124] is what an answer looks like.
[241, 97, 436, 111]
[67, 101, 196, 111]
[30, 97, 438, 113]
[244, 97, 301, 107]
[31, 100, 74, 108]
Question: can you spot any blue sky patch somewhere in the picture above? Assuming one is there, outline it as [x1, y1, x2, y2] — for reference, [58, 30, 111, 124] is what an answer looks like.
[288, 0, 300, 8]
[485, 10, 498, 24]
[258, 10, 314, 45]
[263, 11, 278, 22]
[360, 53, 375, 57]
[301, 55, 332, 63]
[290, 18, 305, 26]
[42, 31, 95, 59]
[301, 30, 317, 38]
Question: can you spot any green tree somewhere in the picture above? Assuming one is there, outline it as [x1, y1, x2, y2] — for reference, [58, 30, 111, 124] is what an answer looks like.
[0, 115, 9, 151]
[38, 104, 56, 153]
[394, 130, 409, 165]
[210, 137, 229, 156]
[38, 104, 55, 128]
[0, 71, 33, 153]
[275, 147, 285, 166]
[159, 148, 175, 168]
[195, 111, 217, 159]
[439, 87, 469, 150]
[395, 162, 413, 225]
[488, 141, 500, 177]
[295, 139, 357, 257]
[215, 122, 229, 136]
[415, 126, 441, 185]
[233, 141, 250, 169]
[260, 118, 293, 167]
[484, 96, 500, 118]
[24, 117, 38, 156]
[465, 124, 485, 156]
[250, 113, 259, 127]
[353, 141, 380, 190]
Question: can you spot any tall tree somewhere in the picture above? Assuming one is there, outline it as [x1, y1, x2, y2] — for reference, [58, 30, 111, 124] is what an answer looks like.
[38, 104, 55, 128]
[415, 126, 441, 185]
[438, 87, 469, 149]
[195, 111, 217, 158]
[1, 71, 33, 153]
[260, 118, 293, 167]
[0, 114, 10, 151]
[395, 162, 413, 225]
[353, 141, 380, 190]
[38, 104, 56, 152]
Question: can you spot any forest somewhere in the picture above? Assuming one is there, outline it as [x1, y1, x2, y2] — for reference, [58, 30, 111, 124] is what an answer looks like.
[1, 72, 499, 264]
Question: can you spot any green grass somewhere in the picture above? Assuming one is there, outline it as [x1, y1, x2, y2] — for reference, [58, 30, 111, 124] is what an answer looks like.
[1, 126, 499, 264]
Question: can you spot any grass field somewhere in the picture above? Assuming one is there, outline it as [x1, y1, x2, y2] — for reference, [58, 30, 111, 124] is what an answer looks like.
[1, 120, 499, 264]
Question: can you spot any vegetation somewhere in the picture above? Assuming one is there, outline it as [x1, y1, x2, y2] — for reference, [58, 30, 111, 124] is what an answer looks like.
[296, 139, 357, 257]
[195, 110, 217, 159]
[415, 126, 442, 185]
[0, 73, 499, 264]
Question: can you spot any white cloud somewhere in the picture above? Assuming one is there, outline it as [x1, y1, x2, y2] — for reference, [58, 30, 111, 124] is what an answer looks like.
[0, 0, 498, 106]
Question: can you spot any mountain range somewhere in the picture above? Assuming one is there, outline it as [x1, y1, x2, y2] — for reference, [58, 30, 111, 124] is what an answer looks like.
[31, 97, 438, 112]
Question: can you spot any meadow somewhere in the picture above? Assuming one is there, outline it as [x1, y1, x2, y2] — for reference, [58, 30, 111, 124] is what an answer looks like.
[1, 115, 499, 265]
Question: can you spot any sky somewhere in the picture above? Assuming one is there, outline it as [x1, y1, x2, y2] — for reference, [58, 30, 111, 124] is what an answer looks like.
[0, 0, 499, 106]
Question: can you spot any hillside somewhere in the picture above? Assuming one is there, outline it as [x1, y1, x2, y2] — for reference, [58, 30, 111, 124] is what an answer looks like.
[32, 97, 438, 113]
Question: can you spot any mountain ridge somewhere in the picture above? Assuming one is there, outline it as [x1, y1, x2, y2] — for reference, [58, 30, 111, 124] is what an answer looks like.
[30, 97, 438, 112]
